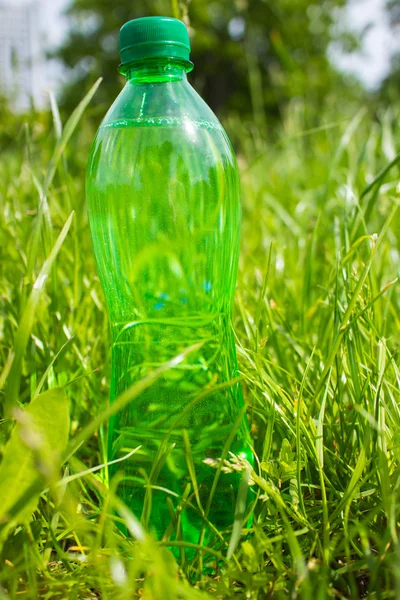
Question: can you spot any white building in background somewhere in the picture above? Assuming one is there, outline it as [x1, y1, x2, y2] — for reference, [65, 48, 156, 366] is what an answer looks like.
[0, 0, 69, 111]
[0, 1, 46, 110]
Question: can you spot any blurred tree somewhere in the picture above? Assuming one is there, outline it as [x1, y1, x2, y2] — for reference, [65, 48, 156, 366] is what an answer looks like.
[386, 0, 400, 25]
[54, 0, 357, 123]
[380, 1, 400, 104]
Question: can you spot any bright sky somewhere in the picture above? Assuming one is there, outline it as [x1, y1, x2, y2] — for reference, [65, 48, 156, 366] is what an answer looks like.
[6, 0, 400, 90]
[330, 0, 400, 89]
[9, 0, 69, 45]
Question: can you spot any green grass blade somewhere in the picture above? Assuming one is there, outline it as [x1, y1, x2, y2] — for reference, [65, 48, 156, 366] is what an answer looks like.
[5, 212, 74, 414]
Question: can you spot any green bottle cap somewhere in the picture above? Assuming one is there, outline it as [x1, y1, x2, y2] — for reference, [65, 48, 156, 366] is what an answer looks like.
[119, 17, 192, 70]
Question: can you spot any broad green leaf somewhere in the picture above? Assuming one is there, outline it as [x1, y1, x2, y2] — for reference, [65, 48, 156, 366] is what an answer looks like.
[0, 388, 69, 539]
[260, 438, 301, 484]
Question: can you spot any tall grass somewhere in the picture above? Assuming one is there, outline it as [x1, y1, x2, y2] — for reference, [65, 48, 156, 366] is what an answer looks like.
[0, 91, 400, 598]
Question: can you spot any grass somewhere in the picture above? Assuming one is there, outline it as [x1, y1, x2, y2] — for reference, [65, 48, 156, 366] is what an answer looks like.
[0, 88, 400, 598]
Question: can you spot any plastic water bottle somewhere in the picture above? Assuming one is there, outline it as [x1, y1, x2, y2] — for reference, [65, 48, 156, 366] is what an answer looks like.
[86, 16, 252, 543]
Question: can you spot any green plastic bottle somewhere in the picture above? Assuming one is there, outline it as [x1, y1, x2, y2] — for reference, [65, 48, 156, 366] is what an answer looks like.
[86, 16, 252, 542]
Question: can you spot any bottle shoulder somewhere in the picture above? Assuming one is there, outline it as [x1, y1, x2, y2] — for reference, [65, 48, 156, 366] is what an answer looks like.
[102, 79, 217, 124]
[98, 79, 235, 157]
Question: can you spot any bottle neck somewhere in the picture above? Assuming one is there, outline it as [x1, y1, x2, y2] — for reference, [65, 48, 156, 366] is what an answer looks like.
[124, 59, 191, 84]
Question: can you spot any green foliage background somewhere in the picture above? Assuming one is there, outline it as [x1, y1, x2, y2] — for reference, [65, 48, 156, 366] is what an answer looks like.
[54, 0, 363, 120]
